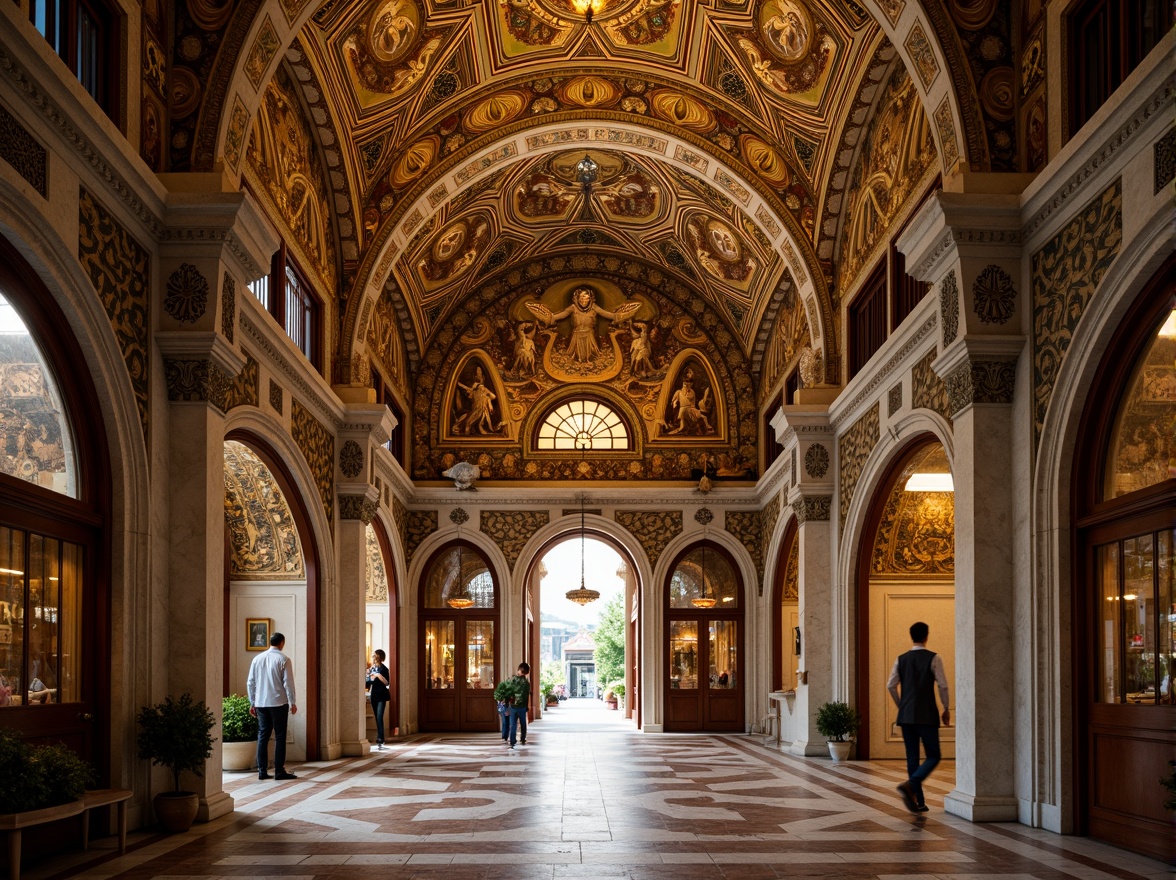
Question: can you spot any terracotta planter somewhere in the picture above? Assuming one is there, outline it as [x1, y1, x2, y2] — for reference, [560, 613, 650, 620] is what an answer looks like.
[153, 791, 199, 832]
[827, 741, 851, 762]
[606, 699, 618, 710]
[222, 740, 256, 772]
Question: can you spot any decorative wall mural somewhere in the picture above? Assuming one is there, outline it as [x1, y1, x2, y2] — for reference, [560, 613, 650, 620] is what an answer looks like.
[871, 444, 954, 576]
[291, 399, 335, 530]
[493, 0, 685, 59]
[760, 280, 812, 397]
[838, 401, 879, 531]
[839, 66, 937, 290]
[77, 188, 150, 445]
[413, 214, 492, 292]
[480, 509, 551, 571]
[0, 333, 71, 494]
[223, 440, 305, 579]
[614, 509, 682, 567]
[365, 523, 389, 601]
[246, 65, 338, 288]
[1031, 179, 1122, 444]
[414, 261, 756, 482]
[732, 0, 836, 103]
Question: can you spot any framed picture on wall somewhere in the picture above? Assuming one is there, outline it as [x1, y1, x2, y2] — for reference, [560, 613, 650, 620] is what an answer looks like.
[247, 618, 270, 651]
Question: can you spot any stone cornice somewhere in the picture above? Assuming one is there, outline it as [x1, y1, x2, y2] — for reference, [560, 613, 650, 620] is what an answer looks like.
[899, 193, 1022, 282]
[155, 330, 247, 378]
[790, 493, 832, 524]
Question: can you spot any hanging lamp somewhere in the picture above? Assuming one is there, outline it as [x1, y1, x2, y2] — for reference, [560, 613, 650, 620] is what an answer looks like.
[566, 493, 601, 606]
[691, 543, 716, 608]
[446, 544, 475, 608]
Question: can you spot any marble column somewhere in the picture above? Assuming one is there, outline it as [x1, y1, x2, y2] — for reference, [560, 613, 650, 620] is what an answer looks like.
[159, 332, 244, 822]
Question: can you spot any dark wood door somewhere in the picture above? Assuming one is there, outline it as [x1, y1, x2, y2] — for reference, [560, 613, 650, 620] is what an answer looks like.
[665, 615, 742, 732]
[420, 617, 499, 732]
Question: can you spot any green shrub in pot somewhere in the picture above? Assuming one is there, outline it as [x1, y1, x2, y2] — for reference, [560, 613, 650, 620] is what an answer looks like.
[222, 694, 258, 742]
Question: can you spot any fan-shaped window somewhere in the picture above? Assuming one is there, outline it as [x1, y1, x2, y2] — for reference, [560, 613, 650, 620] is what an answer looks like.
[0, 292, 76, 498]
[669, 545, 738, 609]
[423, 544, 495, 609]
[1104, 307, 1176, 500]
[537, 399, 629, 450]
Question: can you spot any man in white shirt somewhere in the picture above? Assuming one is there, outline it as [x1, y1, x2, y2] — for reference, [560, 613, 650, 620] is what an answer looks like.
[246, 632, 298, 781]
[886, 621, 950, 813]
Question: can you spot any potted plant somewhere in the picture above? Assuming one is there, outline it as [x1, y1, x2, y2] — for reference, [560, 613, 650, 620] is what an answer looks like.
[221, 694, 259, 772]
[815, 700, 860, 762]
[0, 727, 93, 814]
[611, 682, 625, 709]
[136, 693, 215, 832]
[604, 687, 617, 709]
[542, 683, 559, 707]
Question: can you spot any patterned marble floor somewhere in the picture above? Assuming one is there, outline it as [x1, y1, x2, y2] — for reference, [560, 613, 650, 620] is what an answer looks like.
[35, 701, 1172, 880]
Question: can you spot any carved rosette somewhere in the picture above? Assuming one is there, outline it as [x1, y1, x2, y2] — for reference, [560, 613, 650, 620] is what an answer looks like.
[405, 510, 438, 564]
[614, 510, 683, 567]
[792, 494, 832, 523]
[339, 494, 378, 523]
[694, 507, 714, 526]
[165, 263, 210, 324]
[480, 510, 550, 571]
[164, 358, 231, 411]
[804, 443, 830, 479]
[339, 440, 364, 478]
[940, 270, 960, 346]
[450, 507, 470, 525]
[946, 359, 1017, 417]
[972, 264, 1016, 325]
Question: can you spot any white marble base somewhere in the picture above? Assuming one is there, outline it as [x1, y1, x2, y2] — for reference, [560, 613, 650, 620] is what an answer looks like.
[945, 789, 1018, 821]
[789, 739, 831, 757]
[198, 790, 235, 822]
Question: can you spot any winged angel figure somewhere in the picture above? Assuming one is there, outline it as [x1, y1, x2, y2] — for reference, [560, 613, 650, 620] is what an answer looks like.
[525, 286, 641, 364]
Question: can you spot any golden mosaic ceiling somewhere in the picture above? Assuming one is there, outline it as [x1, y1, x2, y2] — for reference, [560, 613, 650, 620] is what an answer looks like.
[286, 0, 886, 367]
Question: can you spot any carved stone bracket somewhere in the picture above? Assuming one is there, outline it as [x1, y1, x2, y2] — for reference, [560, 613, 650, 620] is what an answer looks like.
[339, 494, 378, 523]
[164, 358, 232, 412]
[945, 358, 1017, 417]
[791, 494, 832, 524]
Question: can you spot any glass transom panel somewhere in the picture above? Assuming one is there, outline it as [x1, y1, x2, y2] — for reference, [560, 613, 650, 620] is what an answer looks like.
[537, 400, 629, 450]
[669, 547, 738, 608]
[423, 546, 495, 608]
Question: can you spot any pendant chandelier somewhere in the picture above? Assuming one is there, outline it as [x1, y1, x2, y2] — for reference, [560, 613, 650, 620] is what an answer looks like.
[566, 493, 601, 606]
[691, 543, 716, 608]
[446, 544, 475, 609]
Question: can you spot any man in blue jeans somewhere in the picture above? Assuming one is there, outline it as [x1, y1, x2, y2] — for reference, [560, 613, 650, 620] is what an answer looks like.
[507, 662, 530, 750]
[886, 621, 950, 813]
[247, 632, 299, 781]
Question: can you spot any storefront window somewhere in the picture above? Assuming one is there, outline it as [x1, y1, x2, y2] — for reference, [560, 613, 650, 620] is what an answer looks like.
[0, 527, 83, 707]
[0, 292, 77, 498]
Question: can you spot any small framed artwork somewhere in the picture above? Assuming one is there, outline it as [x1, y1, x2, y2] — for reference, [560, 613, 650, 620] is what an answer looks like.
[247, 618, 270, 651]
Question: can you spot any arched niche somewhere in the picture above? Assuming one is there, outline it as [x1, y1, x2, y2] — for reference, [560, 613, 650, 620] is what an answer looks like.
[855, 434, 955, 760]
[442, 351, 514, 442]
[651, 350, 727, 442]
[769, 516, 799, 694]
[365, 517, 399, 740]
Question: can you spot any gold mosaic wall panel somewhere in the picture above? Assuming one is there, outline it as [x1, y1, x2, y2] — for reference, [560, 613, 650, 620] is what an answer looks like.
[291, 399, 335, 531]
[614, 510, 682, 568]
[838, 402, 880, 531]
[479, 510, 551, 572]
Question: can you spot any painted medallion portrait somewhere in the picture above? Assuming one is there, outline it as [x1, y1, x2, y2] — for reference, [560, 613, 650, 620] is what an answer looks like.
[758, 0, 813, 64]
[367, 0, 421, 65]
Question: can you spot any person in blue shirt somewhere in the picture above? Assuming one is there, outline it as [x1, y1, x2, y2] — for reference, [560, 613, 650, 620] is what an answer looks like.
[247, 632, 299, 781]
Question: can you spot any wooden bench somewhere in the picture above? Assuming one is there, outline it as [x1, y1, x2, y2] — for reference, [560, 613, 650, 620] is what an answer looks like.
[0, 788, 130, 880]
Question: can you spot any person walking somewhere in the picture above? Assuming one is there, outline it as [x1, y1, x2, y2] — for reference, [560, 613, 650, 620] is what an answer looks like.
[507, 662, 530, 750]
[247, 631, 299, 781]
[367, 649, 390, 750]
[886, 621, 950, 813]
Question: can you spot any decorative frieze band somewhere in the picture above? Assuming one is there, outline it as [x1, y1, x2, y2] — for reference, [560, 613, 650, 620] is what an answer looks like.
[339, 494, 378, 524]
[945, 359, 1017, 417]
[791, 494, 832, 523]
[163, 357, 231, 412]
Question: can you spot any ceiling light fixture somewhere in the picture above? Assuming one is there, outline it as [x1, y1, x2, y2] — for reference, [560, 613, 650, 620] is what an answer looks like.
[566, 492, 601, 606]
[903, 472, 954, 493]
[446, 544, 475, 609]
[691, 543, 716, 608]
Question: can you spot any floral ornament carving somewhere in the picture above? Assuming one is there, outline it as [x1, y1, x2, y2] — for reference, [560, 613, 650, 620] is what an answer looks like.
[480, 510, 550, 571]
[804, 443, 829, 479]
[450, 507, 469, 525]
[269, 379, 283, 414]
[760, 493, 781, 595]
[972, 264, 1016, 325]
[0, 103, 47, 196]
[405, 510, 438, 564]
[888, 383, 903, 416]
[946, 359, 1017, 417]
[725, 510, 763, 581]
[838, 402, 880, 531]
[940, 270, 960, 346]
[223, 356, 259, 411]
[365, 524, 389, 602]
[912, 350, 951, 420]
[291, 400, 335, 531]
[165, 263, 210, 324]
[339, 440, 365, 479]
[791, 494, 832, 523]
[614, 510, 682, 568]
[339, 494, 378, 523]
[164, 358, 231, 411]
[221, 273, 236, 342]
[695, 507, 714, 526]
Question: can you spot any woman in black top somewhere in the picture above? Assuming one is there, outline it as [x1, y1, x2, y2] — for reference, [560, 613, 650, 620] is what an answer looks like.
[367, 650, 391, 749]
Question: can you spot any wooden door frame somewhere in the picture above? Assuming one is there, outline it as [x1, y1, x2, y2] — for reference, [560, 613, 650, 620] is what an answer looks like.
[770, 518, 798, 692]
[368, 517, 399, 735]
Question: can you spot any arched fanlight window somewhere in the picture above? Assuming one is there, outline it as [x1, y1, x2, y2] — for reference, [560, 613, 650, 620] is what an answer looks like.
[669, 545, 738, 609]
[0, 292, 77, 498]
[537, 399, 629, 450]
[423, 544, 495, 609]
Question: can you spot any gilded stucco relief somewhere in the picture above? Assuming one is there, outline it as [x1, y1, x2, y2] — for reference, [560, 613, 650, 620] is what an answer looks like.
[223, 440, 305, 579]
[480, 510, 552, 571]
[366, 522, 389, 601]
[405, 509, 438, 564]
[725, 509, 763, 583]
[870, 445, 954, 576]
[838, 401, 879, 531]
[759, 277, 812, 402]
[1031, 179, 1123, 444]
[77, 189, 150, 446]
[246, 65, 338, 288]
[224, 356, 261, 411]
[838, 66, 937, 290]
[413, 264, 756, 482]
[291, 399, 335, 531]
[614, 509, 682, 567]
[728, 0, 838, 106]
[911, 349, 950, 421]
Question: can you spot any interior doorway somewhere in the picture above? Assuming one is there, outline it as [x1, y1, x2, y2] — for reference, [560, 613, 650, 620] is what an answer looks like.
[857, 437, 955, 759]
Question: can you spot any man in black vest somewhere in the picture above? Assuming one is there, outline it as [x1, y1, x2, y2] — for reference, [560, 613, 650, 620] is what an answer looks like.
[886, 621, 950, 813]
